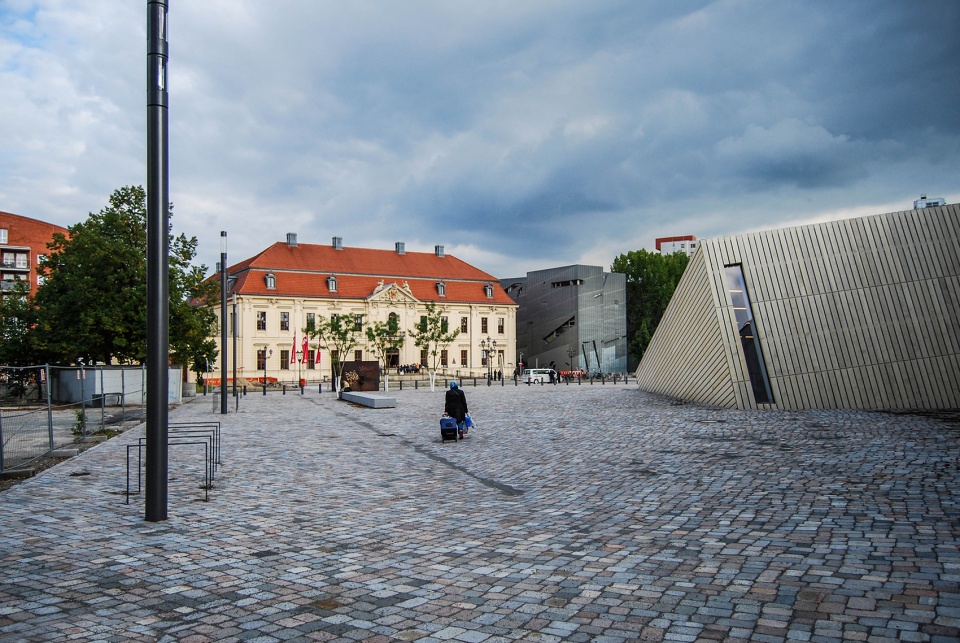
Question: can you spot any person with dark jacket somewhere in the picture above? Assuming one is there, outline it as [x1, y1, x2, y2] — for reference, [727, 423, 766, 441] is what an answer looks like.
[444, 381, 469, 437]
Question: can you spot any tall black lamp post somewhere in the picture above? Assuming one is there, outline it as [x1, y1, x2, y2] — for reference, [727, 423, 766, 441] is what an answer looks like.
[262, 348, 272, 395]
[297, 348, 304, 394]
[145, 0, 170, 522]
[232, 293, 237, 406]
[480, 336, 497, 385]
[220, 231, 227, 415]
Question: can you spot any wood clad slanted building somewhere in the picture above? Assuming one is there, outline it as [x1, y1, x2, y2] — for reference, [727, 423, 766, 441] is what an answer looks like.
[635, 203, 960, 410]
[211, 235, 517, 386]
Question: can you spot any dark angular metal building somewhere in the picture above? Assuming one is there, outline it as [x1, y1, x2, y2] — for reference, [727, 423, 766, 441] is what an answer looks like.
[502, 265, 627, 375]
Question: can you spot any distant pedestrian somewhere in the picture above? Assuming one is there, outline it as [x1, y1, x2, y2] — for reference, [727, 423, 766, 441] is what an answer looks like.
[444, 381, 469, 438]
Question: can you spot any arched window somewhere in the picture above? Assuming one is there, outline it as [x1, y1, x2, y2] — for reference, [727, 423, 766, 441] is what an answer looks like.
[484, 284, 494, 299]
[436, 281, 446, 297]
[327, 275, 337, 292]
[265, 273, 276, 289]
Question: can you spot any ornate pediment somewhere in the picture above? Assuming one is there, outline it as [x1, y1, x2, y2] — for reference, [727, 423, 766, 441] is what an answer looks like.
[368, 281, 418, 304]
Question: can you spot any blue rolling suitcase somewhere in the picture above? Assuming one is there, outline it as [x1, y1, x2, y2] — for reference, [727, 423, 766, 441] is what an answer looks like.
[440, 416, 458, 442]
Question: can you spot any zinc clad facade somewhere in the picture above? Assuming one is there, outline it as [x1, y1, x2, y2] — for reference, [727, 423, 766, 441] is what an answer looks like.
[636, 204, 960, 410]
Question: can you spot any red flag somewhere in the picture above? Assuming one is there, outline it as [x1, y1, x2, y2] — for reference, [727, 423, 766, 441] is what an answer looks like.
[302, 335, 308, 363]
[292, 334, 297, 362]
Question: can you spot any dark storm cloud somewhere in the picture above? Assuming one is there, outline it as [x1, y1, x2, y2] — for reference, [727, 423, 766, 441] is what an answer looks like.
[1, 1, 957, 276]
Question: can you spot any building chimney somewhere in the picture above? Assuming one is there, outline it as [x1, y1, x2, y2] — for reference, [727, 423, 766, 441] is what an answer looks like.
[435, 245, 445, 257]
[395, 242, 405, 255]
[332, 236, 343, 250]
[286, 233, 298, 247]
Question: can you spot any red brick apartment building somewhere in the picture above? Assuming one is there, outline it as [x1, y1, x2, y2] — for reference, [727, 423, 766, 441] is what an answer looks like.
[0, 211, 69, 298]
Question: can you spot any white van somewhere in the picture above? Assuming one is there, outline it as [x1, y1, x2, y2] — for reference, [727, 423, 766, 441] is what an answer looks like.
[522, 368, 556, 383]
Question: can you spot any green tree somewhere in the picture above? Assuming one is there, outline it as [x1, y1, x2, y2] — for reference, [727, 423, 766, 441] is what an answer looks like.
[364, 316, 405, 392]
[306, 313, 364, 393]
[30, 185, 218, 370]
[169, 237, 219, 380]
[0, 280, 36, 367]
[408, 302, 459, 391]
[611, 249, 689, 367]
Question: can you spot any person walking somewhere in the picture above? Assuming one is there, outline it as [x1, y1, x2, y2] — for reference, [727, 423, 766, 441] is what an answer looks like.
[444, 381, 469, 438]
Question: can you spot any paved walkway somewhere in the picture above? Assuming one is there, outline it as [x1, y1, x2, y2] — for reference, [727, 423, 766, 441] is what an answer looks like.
[1, 383, 958, 642]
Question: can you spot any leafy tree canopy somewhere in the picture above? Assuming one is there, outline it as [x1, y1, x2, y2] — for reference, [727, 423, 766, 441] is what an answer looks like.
[408, 302, 459, 390]
[0, 280, 35, 367]
[611, 249, 689, 367]
[365, 315, 405, 390]
[306, 313, 364, 389]
[27, 185, 218, 369]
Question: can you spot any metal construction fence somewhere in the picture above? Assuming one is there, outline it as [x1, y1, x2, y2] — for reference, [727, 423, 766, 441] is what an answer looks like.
[0, 364, 149, 473]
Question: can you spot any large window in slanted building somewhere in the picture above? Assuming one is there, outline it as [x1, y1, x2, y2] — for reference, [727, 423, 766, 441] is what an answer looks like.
[498, 318, 505, 334]
[724, 264, 774, 404]
[481, 317, 488, 333]
[257, 349, 267, 371]
[306, 313, 315, 332]
[280, 312, 290, 331]
[307, 350, 316, 369]
[256, 311, 267, 331]
[460, 349, 468, 367]
[280, 349, 291, 370]
[461, 317, 468, 333]
[440, 349, 448, 366]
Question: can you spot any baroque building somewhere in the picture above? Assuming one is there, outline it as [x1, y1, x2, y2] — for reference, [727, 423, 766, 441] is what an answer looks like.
[210, 235, 517, 385]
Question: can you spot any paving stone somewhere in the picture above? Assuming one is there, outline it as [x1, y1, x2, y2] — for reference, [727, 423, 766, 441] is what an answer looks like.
[0, 387, 958, 641]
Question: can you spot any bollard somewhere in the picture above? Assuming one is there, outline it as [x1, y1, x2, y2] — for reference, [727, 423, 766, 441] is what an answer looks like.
[501, 376, 504, 387]
[400, 380, 403, 391]
[415, 380, 418, 390]
[263, 381, 267, 396]
[283, 384, 286, 395]
[243, 386, 247, 396]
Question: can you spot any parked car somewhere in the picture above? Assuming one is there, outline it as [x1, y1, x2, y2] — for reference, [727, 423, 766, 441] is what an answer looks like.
[522, 368, 556, 383]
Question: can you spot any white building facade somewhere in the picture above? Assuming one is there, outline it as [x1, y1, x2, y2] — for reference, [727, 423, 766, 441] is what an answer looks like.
[210, 236, 517, 386]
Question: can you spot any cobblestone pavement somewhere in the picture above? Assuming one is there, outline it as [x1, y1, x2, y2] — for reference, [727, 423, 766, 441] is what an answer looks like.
[1, 383, 959, 642]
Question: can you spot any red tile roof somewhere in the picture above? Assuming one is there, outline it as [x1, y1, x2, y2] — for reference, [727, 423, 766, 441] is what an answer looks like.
[223, 242, 516, 306]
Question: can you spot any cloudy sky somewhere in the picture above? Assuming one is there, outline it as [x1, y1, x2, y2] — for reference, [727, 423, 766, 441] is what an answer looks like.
[1, 1, 958, 279]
